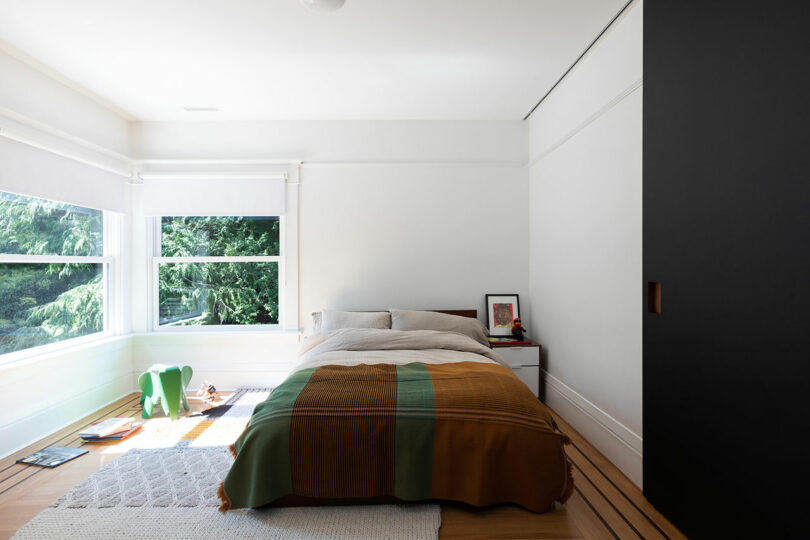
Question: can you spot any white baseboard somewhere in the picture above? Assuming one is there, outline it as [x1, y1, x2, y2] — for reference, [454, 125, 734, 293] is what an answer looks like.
[543, 370, 643, 488]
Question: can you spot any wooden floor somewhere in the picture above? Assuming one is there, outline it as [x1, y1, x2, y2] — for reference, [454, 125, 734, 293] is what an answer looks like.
[0, 393, 686, 539]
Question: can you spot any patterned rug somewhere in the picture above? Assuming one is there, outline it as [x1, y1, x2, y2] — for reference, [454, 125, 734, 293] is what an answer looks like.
[12, 389, 442, 540]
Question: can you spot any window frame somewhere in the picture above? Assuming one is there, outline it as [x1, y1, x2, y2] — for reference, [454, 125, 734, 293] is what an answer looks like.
[148, 215, 286, 333]
[0, 206, 121, 363]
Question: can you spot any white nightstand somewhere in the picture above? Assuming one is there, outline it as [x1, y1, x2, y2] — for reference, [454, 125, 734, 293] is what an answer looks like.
[491, 340, 541, 397]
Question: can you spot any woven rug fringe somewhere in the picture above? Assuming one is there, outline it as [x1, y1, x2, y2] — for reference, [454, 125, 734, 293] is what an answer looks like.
[217, 481, 231, 513]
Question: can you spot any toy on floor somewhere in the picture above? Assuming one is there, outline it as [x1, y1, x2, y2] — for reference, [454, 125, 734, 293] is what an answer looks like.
[138, 364, 193, 420]
[197, 381, 220, 404]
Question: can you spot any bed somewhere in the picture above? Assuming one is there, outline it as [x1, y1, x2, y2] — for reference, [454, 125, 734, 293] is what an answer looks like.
[217, 310, 573, 513]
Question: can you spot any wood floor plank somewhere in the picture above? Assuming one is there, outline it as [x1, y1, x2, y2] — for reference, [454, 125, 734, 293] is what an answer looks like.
[571, 467, 641, 539]
[567, 445, 667, 540]
[439, 503, 582, 539]
[550, 411, 687, 540]
[565, 491, 616, 540]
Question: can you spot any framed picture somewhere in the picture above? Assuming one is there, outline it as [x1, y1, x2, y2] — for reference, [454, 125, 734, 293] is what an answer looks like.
[485, 294, 520, 336]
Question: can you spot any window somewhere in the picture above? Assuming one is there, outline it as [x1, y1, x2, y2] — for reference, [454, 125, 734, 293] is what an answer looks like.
[0, 191, 115, 356]
[153, 216, 282, 329]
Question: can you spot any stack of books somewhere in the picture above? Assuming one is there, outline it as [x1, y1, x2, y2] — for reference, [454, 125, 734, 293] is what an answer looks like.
[80, 417, 143, 442]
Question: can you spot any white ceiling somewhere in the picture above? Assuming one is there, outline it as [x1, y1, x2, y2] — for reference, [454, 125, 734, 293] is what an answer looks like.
[0, 0, 625, 121]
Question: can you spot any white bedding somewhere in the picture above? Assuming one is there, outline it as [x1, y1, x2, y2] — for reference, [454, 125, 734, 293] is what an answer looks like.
[296, 328, 505, 373]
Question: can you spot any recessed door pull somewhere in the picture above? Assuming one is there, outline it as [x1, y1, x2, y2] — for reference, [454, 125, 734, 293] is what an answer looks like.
[648, 282, 662, 314]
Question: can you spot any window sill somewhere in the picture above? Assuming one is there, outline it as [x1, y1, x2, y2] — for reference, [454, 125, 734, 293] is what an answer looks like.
[0, 333, 128, 371]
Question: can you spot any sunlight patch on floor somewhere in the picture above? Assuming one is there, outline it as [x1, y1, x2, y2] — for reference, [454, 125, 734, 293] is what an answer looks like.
[188, 418, 249, 447]
[100, 416, 202, 452]
[99, 393, 254, 454]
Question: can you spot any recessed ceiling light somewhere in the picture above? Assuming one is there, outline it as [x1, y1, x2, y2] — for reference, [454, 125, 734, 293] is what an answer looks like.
[300, 0, 345, 13]
[183, 106, 219, 112]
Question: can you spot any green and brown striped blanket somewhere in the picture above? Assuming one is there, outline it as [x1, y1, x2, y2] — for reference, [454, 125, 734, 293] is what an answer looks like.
[218, 329, 573, 513]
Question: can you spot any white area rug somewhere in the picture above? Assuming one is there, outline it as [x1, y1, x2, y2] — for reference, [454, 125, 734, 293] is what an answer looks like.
[13, 504, 441, 540]
[12, 389, 441, 539]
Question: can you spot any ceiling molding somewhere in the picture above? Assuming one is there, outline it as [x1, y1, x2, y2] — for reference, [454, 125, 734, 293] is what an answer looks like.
[299, 160, 527, 168]
[523, 0, 636, 121]
[0, 38, 137, 122]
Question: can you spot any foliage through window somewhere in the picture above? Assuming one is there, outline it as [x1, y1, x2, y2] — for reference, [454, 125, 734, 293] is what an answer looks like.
[157, 216, 280, 327]
[0, 191, 108, 355]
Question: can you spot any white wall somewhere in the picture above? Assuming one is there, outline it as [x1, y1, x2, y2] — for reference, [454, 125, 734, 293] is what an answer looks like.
[130, 120, 526, 164]
[129, 333, 300, 391]
[527, 1, 643, 485]
[299, 163, 529, 330]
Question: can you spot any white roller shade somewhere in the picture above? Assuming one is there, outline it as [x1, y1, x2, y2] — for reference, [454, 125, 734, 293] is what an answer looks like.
[140, 175, 286, 216]
[0, 136, 127, 212]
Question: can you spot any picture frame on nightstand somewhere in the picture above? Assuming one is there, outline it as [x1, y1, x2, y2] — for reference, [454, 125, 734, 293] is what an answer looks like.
[485, 293, 520, 336]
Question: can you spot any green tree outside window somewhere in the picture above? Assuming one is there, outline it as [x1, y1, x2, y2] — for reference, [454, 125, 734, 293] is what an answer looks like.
[0, 191, 104, 355]
[158, 216, 280, 326]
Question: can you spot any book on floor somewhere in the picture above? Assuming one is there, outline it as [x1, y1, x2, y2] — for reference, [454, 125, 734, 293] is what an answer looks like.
[16, 446, 88, 468]
[81, 422, 143, 442]
[78, 417, 134, 438]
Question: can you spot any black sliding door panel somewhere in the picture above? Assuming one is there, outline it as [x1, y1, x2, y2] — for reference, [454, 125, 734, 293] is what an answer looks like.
[643, 1, 810, 538]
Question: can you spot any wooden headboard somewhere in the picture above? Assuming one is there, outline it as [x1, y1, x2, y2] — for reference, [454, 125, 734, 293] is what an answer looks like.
[430, 310, 477, 319]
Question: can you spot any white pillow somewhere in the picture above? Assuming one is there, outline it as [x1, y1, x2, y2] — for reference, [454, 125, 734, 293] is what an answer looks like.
[389, 308, 489, 346]
[316, 310, 391, 332]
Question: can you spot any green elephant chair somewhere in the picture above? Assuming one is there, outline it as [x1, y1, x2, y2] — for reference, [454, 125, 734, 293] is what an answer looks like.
[138, 364, 193, 420]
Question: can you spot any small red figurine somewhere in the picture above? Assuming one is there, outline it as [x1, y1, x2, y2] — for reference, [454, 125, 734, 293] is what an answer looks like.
[511, 317, 525, 341]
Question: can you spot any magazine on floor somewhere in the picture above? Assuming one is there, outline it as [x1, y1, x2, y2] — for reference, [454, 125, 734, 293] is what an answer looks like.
[16, 446, 88, 468]
[81, 422, 143, 441]
[79, 417, 135, 438]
